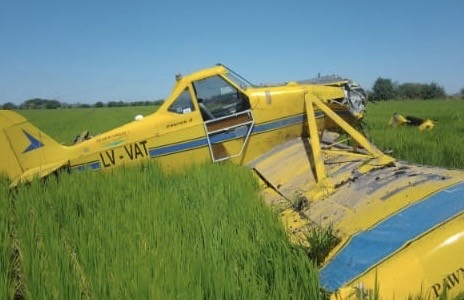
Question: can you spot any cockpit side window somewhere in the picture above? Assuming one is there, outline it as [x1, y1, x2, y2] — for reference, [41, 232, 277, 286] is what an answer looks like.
[193, 75, 250, 120]
[168, 88, 195, 114]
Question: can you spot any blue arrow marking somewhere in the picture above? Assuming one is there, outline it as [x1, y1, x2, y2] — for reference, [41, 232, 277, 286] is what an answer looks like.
[22, 130, 44, 153]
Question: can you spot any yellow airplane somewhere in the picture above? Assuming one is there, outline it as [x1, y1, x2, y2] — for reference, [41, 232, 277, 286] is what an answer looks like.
[1, 64, 463, 298]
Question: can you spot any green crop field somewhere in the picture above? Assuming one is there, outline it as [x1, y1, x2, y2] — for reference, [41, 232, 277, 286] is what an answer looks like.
[3, 164, 320, 299]
[18, 106, 157, 145]
[1, 100, 463, 298]
[365, 99, 464, 169]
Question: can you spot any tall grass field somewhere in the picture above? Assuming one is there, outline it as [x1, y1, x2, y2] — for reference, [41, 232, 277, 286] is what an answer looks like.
[4, 164, 319, 299]
[365, 99, 464, 169]
[1, 99, 463, 298]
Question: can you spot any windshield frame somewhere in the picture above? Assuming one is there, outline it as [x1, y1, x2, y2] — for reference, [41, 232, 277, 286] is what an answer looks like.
[218, 64, 255, 90]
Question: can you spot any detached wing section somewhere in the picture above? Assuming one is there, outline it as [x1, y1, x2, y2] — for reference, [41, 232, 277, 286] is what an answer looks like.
[250, 134, 464, 297]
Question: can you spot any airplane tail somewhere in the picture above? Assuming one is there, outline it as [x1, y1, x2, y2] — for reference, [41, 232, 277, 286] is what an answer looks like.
[0, 110, 70, 187]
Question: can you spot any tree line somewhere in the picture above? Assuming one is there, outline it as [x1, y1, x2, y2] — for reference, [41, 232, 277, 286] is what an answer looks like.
[1, 98, 164, 110]
[369, 78, 461, 101]
[2, 79, 464, 110]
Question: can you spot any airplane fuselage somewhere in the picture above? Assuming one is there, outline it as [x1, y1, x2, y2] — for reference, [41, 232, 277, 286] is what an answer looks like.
[68, 65, 356, 174]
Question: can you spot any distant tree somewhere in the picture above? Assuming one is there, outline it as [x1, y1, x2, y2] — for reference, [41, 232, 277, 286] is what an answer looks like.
[45, 99, 61, 109]
[2, 102, 17, 110]
[421, 82, 446, 99]
[21, 98, 62, 109]
[107, 101, 125, 107]
[460, 87, 464, 99]
[22, 98, 42, 109]
[94, 101, 104, 108]
[371, 78, 396, 100]
[397, 83, 423, 99]
[60, 102, 71, 109]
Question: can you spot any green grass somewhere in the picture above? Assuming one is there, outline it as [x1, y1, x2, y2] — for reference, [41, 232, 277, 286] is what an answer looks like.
[5, 164, 321, 299]
[17, 106, 156, 144]
[0, 178, 11, 298]
[365, 99, 464, 169]
[305, 225, 340, 267]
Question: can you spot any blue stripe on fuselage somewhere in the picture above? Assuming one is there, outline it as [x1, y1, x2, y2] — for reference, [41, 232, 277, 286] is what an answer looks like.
[74, 110, 340, 167]
[319, 181, 464, 292]
[71, 161, 101, 171]
[253, 114, 305, 134]
[149, 138, 208, 157]
[148, 113, 308, 158]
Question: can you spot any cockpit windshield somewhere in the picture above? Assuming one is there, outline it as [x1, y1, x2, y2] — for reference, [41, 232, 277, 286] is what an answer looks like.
[224, 72, 254, 90]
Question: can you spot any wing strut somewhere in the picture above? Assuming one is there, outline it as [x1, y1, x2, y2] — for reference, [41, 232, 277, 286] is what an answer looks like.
[304, 93, 395, 200]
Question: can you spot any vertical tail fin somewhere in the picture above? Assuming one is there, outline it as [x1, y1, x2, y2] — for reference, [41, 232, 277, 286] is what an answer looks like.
[0, 110, 70, 186]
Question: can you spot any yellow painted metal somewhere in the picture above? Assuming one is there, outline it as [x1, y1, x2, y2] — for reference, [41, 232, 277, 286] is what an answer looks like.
[389, 113, 436, 131]
[303, 93, 336, 200]
[304, 94, 327, 182]
[333, 213, 464, 299]
[388, 113, 409, 127]
[301, 90, 395, 201]
[252, 131, 464, 298]
[1, 64, 356, 186]
[279, 208, 311, 247]
[419, 119, 435, 130]
[319, 169, 464, 299]
[305, 177, 336, 202]
[0, 110, 73, 186]
[311, 96, 395, 173]
[334, 172, 464, 238]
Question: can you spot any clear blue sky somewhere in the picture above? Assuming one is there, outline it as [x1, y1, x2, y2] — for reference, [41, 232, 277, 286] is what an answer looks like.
[1, 0, 463, 104]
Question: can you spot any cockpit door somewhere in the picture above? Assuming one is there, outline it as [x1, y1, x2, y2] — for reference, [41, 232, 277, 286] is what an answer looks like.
[193, 75, 255, 162]
[203, 110, 254, 162]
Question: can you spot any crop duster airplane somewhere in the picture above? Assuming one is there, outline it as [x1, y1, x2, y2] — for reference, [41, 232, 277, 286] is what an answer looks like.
[1, 64, 464, 298]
